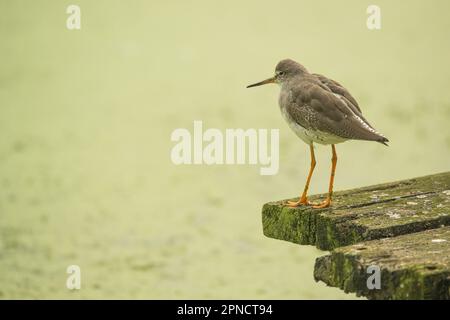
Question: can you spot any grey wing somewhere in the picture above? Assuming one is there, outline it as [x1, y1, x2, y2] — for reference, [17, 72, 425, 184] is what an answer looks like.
[288, 85, 388, 144]
[313, 73, 361, 113]
[314, 74, 385, 134]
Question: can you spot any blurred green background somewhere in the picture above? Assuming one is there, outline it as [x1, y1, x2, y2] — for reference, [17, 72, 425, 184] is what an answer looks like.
[1, 0, 449, 299]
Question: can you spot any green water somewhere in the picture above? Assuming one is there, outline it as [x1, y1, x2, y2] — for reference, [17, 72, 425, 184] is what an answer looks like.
[0, 0, 449, 299]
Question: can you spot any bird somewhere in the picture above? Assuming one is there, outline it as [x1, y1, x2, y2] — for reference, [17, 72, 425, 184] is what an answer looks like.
[247, 59, 388, 209]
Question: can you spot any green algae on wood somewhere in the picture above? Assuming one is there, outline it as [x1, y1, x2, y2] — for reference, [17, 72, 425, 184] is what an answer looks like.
[313, 227, 450, 299]
[262, 172, 450, 250]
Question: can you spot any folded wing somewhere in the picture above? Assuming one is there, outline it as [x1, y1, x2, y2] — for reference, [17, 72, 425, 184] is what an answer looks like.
[287, 81, 389, 145]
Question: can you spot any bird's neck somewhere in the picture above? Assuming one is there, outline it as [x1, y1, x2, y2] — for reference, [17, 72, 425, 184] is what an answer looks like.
[281, 74, 304, 90]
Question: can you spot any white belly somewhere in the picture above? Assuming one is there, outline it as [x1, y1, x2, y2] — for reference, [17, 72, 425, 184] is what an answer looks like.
[280, 107, 347, 145]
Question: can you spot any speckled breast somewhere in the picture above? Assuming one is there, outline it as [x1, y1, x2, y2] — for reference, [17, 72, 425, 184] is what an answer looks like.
[279, 105, 347, 145]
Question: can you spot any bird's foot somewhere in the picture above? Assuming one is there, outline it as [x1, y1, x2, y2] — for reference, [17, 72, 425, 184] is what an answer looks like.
[311, 197, 332, 209]
[286, 197, 310, 207]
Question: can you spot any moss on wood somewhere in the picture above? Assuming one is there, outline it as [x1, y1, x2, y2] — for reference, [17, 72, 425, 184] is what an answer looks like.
[313, 227, 450, 299]
[262, 172, 450, 250]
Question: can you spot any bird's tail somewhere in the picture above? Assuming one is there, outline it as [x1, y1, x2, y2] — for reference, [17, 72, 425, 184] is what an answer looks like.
[377, 136, 389, 146]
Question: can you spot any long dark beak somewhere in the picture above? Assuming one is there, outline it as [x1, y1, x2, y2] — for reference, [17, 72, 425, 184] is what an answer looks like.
[246, 76, 276, 88]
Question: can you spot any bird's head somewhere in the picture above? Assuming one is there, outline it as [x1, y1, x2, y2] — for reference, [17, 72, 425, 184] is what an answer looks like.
[247, 59, 308, 88]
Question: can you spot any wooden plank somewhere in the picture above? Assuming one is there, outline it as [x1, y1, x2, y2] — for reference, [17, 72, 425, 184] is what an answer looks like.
[262, 172, 450, 250]
[313, 227, 450, 300]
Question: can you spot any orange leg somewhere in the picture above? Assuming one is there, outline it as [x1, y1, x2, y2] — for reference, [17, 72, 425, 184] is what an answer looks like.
[287, 144, 316, 207]
[312, 144, 337, 209]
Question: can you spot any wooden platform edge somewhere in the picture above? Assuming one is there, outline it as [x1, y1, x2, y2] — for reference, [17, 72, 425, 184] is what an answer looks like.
[262, 171, 450, 250]
[313, 227, 450, 299]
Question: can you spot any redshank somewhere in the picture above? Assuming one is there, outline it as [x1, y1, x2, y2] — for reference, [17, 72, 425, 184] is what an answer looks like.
[247, 59, 388, 209]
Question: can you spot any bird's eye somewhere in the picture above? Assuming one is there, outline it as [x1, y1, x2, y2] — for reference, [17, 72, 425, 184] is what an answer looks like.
[278, 71, 284, 76]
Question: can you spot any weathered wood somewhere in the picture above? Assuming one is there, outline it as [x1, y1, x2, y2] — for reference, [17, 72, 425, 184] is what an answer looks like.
[314, 227, 450, 300]
[262, 172, 450, 250]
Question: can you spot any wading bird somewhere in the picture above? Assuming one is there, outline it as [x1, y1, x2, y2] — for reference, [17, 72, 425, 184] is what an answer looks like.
[247, 59, 388, 208]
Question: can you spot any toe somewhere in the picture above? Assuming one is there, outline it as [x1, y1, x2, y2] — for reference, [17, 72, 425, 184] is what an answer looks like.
[312, 199, 331, 209]
[286, 201, 300, 207]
